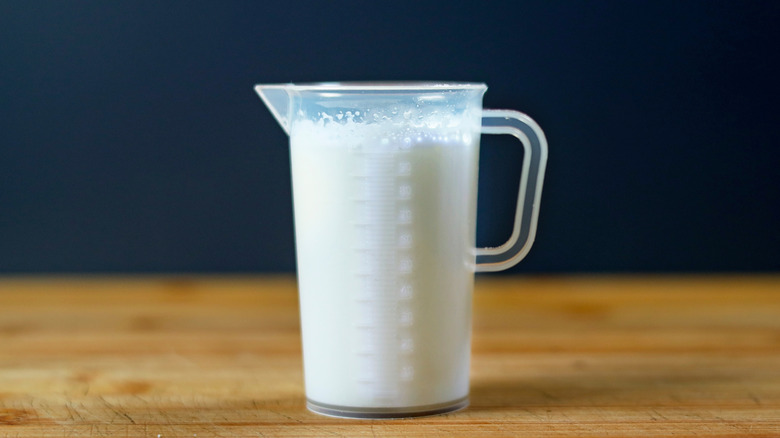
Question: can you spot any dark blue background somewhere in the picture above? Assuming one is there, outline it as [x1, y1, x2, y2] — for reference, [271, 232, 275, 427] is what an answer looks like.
[2, 1, 779, 273]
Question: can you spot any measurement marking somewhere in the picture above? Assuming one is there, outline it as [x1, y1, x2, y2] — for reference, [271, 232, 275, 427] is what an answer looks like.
[351, 143, 420, 402]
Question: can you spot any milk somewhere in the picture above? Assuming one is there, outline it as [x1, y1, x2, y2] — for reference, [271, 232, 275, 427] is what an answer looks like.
[290, 116, 480, 410]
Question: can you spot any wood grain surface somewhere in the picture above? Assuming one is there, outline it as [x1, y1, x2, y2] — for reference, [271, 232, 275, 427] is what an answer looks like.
[0, 275, 779, 437]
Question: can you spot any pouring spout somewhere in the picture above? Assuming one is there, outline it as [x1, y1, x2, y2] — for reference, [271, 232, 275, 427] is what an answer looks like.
[254, 84, 293, 135]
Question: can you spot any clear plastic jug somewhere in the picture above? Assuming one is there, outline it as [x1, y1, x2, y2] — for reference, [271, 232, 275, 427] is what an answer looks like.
[255, 82, 547, 418]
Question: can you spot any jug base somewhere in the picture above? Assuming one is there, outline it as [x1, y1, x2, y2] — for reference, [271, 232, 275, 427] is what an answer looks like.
[306, 396, 469, 419]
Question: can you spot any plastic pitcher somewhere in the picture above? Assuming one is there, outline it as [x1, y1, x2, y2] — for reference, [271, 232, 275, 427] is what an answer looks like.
[255, 82, 547, 418]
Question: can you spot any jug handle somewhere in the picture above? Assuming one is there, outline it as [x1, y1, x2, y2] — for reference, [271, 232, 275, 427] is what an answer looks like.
[475, 110, 548, 272]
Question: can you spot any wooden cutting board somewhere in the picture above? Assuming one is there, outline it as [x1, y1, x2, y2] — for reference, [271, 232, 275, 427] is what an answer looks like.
[1, 275, 779, 437]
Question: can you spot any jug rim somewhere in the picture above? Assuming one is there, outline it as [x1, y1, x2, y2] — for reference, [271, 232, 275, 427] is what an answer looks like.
[256, 82, 487, 92]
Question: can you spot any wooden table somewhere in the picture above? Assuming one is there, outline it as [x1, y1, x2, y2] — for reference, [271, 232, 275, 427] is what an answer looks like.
[1, 275, 778, 437]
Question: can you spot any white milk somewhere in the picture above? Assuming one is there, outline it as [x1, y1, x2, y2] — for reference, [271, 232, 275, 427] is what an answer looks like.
[290, 114, 480, 410]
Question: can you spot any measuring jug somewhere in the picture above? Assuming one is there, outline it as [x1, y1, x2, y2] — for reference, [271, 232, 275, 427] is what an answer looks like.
[255, 82, 547, 418]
